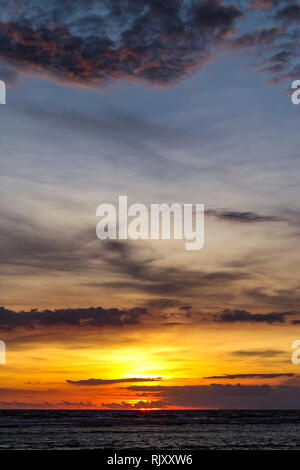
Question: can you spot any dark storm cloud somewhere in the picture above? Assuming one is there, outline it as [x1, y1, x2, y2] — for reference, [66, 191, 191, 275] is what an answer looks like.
[66, 377, 162, 386]
[215, 308, 295, 324]
[0, 0, 242, 85]
[126, 383, 300, 409]
[203, 373, 295, 379]
[0, 305, 147, 331]
[0, 0, 299, 85]
[275, 3, 300, 22]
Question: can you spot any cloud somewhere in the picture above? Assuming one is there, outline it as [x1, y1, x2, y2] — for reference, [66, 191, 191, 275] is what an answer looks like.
[102, 400, 168, 409]
[0, 0, 299, 86]
[0, 401, 55, 409]
[0, 211, 100, 275]
[0, 60, 19, 85]
[0, 209, 247, 299]
[275, 3, 300, 23]
[229, 26, 282, 51]
[0, 208, 249, 316]
[229, 1, 300, 83]
[0, 400, 96, 409]
[0, 0, 242, 86]
[203, 373, 296, 379]
[55, 400, 96, 407]
[207, 209, 286, 224]
[67, 377, 162, 386]
[244, 286, 300, 311]
[127, 383, 300, 409]
[251, 0, 273, 9]
[215, 308, 295, 324]
[230, 349, 285, 357]
[97, 240, 248, 297]
[0, 305, 147, 331]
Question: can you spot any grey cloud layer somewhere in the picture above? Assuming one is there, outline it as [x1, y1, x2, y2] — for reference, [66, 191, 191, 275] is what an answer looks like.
[0, 206, 248, 298]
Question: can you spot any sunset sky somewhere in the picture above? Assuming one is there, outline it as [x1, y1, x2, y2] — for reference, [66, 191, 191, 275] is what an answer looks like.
[1, 0, 300, 409]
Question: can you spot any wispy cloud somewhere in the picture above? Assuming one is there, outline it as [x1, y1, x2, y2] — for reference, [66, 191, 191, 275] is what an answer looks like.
[215, 308, 295, 324]
[230, 349, 286, 357]
[203, 373, 296, 379]
[67, 377, 162, 386]
[207, 209, 287, 224]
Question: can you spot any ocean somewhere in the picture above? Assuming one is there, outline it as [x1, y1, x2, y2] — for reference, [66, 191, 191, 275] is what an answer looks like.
[0, 410, 300, 450]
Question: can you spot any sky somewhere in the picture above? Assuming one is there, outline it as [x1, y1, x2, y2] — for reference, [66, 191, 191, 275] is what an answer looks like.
[1, 0, 300, 409]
